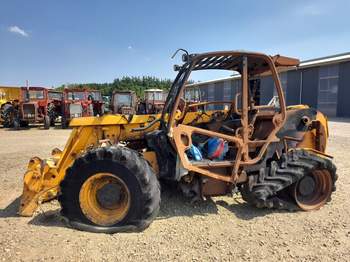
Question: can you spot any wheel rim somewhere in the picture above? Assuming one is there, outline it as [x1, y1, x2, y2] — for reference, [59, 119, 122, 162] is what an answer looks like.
[293, 169, 332, 211]
[79, 173, 131, 226]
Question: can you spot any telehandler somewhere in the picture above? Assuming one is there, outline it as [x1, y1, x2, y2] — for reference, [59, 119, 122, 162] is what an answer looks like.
[19, 51, 337, 233]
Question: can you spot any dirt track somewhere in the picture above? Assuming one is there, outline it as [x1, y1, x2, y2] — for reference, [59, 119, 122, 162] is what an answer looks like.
[0, 121, 349, 261]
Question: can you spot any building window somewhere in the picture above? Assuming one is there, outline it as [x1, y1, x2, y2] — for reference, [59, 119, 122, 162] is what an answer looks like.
[223, 80, 232, 101]
[317, 64, 339, 117]
[273, 72, 287, 100]
[207, 84, 215, 110]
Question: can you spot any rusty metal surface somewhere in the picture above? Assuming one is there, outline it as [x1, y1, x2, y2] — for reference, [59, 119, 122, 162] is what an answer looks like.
[168, 51, 290, 184]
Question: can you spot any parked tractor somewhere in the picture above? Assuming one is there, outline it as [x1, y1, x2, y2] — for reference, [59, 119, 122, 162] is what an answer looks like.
[3, 86, 51, 129]
[47, 90, 63, 126]
[19, 51, 337, 234]
[102, 95, 111, 114]
[138, 89, 168, 114]
[88, 90, 105, 116]
[61, 89, 92, 128]
[0, 86, 20, 127]
[110, 90, 138, 115]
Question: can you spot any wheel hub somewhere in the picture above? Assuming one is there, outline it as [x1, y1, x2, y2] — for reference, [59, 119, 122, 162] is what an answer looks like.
[79, 173, 131, 226]
[96, 183, 123, 210]
[297, 176, 316, 196]
[293, 169, 332, 211]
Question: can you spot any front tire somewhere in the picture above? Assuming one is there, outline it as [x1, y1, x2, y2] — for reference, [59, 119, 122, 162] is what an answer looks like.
[58, 146, 160, 233]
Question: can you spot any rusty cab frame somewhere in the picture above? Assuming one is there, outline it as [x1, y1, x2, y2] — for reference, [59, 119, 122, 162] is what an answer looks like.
[154, 51, 299, 187]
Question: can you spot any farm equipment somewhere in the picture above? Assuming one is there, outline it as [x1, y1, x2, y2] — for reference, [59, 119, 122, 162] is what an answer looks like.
[19, 50, 337, 234]
[88, 90, 105, 116]
[0, 86, 20, 127]
[138, 89, 168, 114]
[3, 86, 51, 129]
[110, 90, 138, 115]
[61, 89, 104, 128]
[47, 90, 63, 126]
[102, 96, 111, 113]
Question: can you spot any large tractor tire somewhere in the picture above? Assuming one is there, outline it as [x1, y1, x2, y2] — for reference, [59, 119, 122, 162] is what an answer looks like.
[47, 104, 57, 126]
[44, 115, 50, 129]
[58, 146, 160, 233]
[13, 118, 21, 130]
[1, 103, 14, 128]
[61, 117, 69, 129]
[240, 149, 337, 211]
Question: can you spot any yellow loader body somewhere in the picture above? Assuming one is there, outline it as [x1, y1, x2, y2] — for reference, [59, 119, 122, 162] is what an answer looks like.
[19, 111, 222, 216]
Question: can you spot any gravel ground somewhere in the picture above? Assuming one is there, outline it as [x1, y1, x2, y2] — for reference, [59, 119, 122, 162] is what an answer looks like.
[0, 121, 349, 261]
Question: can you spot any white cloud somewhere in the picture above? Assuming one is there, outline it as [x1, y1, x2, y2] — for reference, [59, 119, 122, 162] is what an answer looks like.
[8, 25, 29, 37]
[128, 46, 133, 50]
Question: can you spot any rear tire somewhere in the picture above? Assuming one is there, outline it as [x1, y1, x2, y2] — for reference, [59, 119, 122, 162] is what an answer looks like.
[2, 104, 14, 128]
[240, 149, 337, 211]
[44, 115, 50, 129]
[61, 118, 68, 129]
[50, 117, 56, 127]
[58, 146, 160, 233]
[13, 118, 20, 130]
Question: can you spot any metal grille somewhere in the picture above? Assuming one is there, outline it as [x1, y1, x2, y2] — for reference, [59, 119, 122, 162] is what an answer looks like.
[23, 104, 35, 119]
[69, 104, 83, 118]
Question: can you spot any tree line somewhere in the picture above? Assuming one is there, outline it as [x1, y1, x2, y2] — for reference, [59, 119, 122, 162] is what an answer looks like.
[56, 76, 173, 97]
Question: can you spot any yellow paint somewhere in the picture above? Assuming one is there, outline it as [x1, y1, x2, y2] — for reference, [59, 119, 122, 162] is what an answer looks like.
[142, 151, 159, 175]
[0, 86, 21, 122]
[79, 173, 130, 226]
[19, 106, 331, 216]
[19, 110, 224, 216]
[297, 111, 328, 153]
[0, 86, 20, 106]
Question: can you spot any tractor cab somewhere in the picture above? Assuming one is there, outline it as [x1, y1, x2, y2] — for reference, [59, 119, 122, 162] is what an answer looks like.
[61, 89, 93, 128]
[139, 89, 168, 114]
[14, 86, 50, 128]
[88, 90, 104, 116]
[111, 90, 137, 115]
[47, 90, 63, 126]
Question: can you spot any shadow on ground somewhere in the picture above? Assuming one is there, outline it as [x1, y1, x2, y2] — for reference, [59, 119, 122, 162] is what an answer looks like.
[0, 196, 20, 218]
[215, 199, 276, 220]
[0, 123, 66, 131]
[28, 208, 66, 228]
[1, 187, 280, 231]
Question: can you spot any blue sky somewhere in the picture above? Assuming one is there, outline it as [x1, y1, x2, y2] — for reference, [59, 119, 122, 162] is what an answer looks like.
[0, 0, 349, 87]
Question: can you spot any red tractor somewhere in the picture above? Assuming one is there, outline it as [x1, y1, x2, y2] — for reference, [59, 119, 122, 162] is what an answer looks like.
[137, 89, 168, 114]
[110, 90, 138, 115]
[88, 90, 104, 116]
[61, 89, 104, 128]
[47, 90, 63, 126]
[3, 86, 51, 129]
